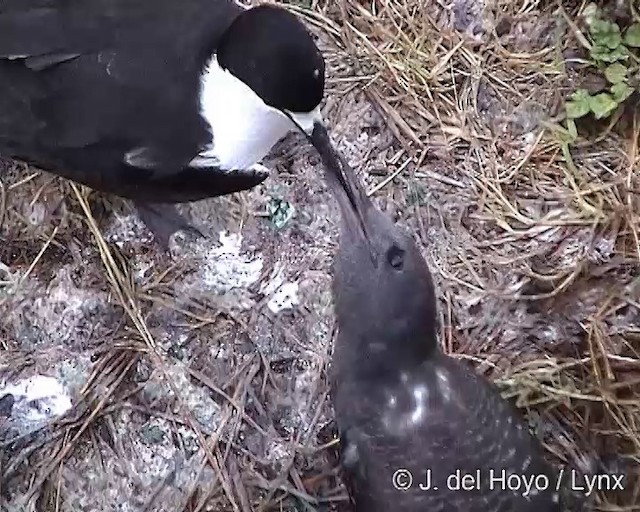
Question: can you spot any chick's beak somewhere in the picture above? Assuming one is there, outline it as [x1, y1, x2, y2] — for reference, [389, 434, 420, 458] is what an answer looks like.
[308, 122, 375, 260]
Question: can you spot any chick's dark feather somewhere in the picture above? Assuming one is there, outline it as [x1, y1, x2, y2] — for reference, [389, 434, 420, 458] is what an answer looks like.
[333, 351, 562, 512]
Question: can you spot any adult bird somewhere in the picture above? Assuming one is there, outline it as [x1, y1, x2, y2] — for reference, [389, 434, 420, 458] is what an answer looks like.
[312, 127, 564, 512]
[0, 0, 329, 247]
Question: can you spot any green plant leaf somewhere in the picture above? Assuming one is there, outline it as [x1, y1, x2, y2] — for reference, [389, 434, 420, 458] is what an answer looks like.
[571, 89, 591, 102]
[583, 3, 598, 25]
[603, 32, 622, 49]
[566, 101, 590, 119]
[590, 44, 629, 63]
[590, 19, 622, 49]
[566, 118, 578, 139]
[590, 18, 612, 35]
[566, 89, 591, 119]
[611, 82, 634, 102]
[266, 197, 295, 228]
[624, 23, 640, 47]
[604, 63, 628, 83]
[589, 93, 618, 119]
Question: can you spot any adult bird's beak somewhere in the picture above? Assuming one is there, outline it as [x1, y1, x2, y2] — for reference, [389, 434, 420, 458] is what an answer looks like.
[287, 106, 324, 136]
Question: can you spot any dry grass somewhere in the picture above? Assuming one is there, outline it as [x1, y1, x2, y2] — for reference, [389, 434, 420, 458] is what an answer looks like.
[1, 167, 343, 511]
[1, 0, 639, 510]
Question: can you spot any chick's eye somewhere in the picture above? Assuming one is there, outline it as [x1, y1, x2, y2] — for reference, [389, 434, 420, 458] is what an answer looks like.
[387, 245, 405, 269]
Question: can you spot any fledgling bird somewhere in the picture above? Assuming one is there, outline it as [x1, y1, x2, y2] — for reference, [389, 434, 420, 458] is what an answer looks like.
[0, 0, 331, 247]
[312, 126, 564, 512]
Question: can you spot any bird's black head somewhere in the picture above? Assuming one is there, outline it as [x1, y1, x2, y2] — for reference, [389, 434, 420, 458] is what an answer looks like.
[217, 4, 325, 117]
[313, 127, 440, 370]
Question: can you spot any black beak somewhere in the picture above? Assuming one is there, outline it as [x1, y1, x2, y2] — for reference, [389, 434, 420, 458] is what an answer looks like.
[308, 122, 375, 255]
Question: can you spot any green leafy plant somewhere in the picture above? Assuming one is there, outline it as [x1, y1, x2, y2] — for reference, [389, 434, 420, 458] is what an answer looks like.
[565, 4, 640, 122]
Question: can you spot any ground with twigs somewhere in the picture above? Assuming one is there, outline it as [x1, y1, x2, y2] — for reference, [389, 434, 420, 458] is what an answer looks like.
[1, 0, 639, 510]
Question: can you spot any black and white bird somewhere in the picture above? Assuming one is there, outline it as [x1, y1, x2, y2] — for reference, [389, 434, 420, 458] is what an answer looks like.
[312, 127, 564, 512]
[0, 0, 329, 246]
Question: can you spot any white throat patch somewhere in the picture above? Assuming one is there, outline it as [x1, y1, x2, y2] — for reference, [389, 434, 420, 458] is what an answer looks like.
[192, 56, 297, 171]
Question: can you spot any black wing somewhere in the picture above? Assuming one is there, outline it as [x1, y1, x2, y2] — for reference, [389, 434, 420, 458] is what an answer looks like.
[0, 0, 242, 180]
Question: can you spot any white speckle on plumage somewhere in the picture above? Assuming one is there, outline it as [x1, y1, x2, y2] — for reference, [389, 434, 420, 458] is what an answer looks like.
[195, 56, 295, 171]
[383, 383, 421, 434]
[400, 372, 409, 384]
[435, 367, 452, 402]
[97, 51, 115, 76]
[410, 385, 428, 425]
[343, 441, 359, 467]
[521, 456, 531, 471]
[552, 492, 559, 503]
